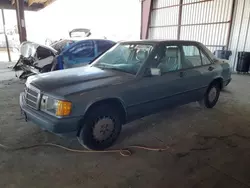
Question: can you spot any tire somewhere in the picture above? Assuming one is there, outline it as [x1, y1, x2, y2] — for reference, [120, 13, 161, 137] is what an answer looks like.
[200, 82, 220, 108]
[77, 104, 122, 150]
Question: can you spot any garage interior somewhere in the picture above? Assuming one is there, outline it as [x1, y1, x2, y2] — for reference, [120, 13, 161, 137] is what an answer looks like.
[0, 0, 250, 188]
[141, 0, 250, 71]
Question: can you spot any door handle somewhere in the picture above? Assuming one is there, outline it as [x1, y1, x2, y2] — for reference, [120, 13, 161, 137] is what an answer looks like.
[179, 71, 185, 77]
[208, 66, 215, 71]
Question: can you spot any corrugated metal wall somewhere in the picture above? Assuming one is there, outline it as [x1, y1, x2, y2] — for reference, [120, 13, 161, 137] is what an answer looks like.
[149, 0, 179, 39]
[180, 0, 233, 53]
[147, 0, 250, 70]
[229, 0, 250, 69]
[148, 0, 234, 53]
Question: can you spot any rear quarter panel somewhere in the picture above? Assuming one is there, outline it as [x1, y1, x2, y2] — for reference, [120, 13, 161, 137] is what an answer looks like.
[220, 60, 232, 81]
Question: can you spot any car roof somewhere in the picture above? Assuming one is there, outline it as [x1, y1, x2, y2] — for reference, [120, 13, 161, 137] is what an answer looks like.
[119, 40, 202, 45]
[63, 37, 115, 42]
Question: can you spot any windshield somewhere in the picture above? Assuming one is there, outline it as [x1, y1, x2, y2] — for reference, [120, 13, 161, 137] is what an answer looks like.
[91, 43, 153, 75]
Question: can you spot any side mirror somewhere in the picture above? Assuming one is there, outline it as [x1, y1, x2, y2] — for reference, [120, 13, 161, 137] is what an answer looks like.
[145, 68, 161, 77]
[213, 58, 220, 63]
[150, 68, 161, 76]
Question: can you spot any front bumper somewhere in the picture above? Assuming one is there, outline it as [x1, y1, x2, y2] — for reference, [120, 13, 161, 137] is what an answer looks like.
[14, 57, 40, 73]
[223, 78, 232, 87]
[22, 64, 40, 74]
[20, 92, 80, 136]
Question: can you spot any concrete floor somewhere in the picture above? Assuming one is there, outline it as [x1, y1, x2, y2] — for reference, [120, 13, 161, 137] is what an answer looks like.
[0, 61, 18, 81]
[0, 69, 250, 188]
[0, 50, 19, 62]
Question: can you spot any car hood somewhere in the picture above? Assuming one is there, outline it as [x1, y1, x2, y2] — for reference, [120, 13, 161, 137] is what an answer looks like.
[26, 66, 133, 97]
[20, 41, 57, 58]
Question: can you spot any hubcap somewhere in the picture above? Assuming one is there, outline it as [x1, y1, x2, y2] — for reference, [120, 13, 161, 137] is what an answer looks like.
[93, 117, 115, 141]
[208, 87, 217, 102]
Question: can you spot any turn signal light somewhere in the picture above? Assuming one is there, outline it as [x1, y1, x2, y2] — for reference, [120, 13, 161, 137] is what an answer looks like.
[56, 101, 72, 116]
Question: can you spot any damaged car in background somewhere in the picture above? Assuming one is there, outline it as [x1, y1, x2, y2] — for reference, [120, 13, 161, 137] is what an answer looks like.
[13, 28, 115, 79]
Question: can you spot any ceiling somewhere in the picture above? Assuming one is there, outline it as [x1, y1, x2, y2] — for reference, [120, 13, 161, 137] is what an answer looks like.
[0, 0, 56, 11]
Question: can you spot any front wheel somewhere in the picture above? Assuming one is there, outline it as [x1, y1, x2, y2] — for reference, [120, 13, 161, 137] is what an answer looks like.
[199, 83, 220, 108]
[77, 104, 122, 150]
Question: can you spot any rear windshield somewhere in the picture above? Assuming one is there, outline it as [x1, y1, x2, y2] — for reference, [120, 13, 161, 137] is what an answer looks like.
[50, 39, 75, 53]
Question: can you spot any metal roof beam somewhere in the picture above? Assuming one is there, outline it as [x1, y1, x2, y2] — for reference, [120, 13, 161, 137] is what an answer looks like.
[140, 0, 153, 39]
[0, 0, 51, 11]
[16, 0, 27, 42]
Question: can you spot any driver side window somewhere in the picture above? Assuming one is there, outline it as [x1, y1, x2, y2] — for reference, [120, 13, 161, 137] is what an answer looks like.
[150, 45, 181, 74]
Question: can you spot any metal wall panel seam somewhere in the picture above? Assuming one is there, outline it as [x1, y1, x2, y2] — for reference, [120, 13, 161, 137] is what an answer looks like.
[149, 21, 231, 28]
[243, 6, 250, 50]
[152, 0, 213, 10]
[232, 0, 246, 71]
[226, 0, 236, 49]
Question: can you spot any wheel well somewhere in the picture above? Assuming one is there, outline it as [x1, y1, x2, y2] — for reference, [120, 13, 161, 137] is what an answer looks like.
[77, 98, 126, 135]
[210, 78, 223, 90]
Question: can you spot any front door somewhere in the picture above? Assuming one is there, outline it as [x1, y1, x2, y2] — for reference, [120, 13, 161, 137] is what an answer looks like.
[125, 44, 186, 119]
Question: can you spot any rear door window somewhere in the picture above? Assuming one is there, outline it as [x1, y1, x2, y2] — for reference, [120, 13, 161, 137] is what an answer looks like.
[200, 50, 212, 65]
[182, 45, 202, 69]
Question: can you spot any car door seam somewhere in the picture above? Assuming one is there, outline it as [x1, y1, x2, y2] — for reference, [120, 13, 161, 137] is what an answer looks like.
[127, 86, 207, 108]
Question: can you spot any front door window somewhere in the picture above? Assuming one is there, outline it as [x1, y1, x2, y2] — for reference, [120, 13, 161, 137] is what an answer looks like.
[149, 45, 182, 74]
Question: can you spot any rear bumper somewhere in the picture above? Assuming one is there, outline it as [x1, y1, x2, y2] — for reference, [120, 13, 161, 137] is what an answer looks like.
[20, 92, 80, 137]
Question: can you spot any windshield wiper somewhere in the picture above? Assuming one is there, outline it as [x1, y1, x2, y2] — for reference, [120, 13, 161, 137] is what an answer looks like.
[93, 63, 107, 69]
[105, 67, 132, 74]
[94, 64, 132, 74]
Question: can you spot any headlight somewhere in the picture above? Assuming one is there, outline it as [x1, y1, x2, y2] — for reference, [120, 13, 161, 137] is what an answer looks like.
[40, 95, 72, 116]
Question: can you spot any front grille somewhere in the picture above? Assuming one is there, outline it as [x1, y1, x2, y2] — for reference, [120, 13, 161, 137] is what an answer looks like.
[25, 85, 40, 109]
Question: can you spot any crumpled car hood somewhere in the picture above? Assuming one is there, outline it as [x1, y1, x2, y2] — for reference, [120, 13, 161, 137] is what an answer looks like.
[20, 41, 57, 58]
[33, 56, 54, 69]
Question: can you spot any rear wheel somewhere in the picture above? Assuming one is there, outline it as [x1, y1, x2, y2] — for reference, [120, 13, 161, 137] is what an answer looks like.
[199, 82, 220, 108]
[77, 104, 122, 150]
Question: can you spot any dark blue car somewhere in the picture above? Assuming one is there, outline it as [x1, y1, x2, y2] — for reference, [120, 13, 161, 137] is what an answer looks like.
[14, 39, 116, 79]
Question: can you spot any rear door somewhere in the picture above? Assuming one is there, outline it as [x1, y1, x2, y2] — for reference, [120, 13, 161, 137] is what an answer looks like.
[199, 46, 220, 85]
[125, 44, 186, 119]
[178, 44, 214, 101]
